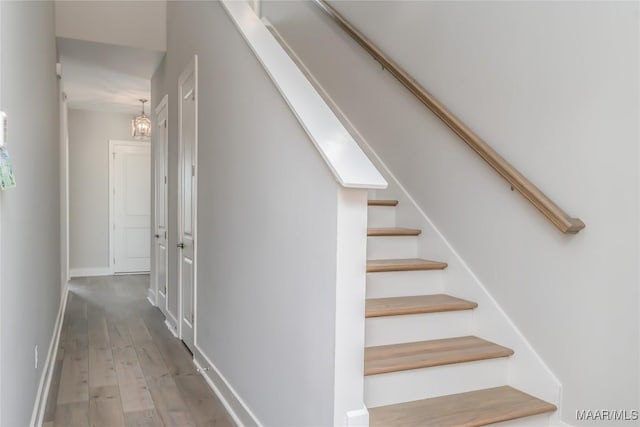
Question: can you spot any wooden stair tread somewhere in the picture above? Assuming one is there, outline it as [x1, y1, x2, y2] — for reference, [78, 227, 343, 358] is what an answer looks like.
[366, 294, 477, 318]
[368, 228, 421, 237]
[368, 199, 399, 206]
[367, 258, 447, 272]
[365, 336, 513, 376]
[369, 386, 557, 427]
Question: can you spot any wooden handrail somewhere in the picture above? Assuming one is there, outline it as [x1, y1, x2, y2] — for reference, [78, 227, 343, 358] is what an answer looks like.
[311, 0, 585, 234]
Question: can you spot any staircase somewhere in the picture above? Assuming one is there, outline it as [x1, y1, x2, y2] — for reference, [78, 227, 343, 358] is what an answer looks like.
[364, 199, 557, 427]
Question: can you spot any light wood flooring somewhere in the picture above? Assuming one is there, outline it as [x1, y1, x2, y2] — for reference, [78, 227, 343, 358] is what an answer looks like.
[42, 274, 235, 427]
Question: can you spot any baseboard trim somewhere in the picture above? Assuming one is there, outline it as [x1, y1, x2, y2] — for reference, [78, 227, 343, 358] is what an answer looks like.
[114, 271, 150, 276]
[346, 406, 369, 427]
[30, 282, 69, 427]
[69, 267, 111, 278]
[146, 288, 157, 307]
[165, 319, 179, 338]
[193, 356, 261, 427]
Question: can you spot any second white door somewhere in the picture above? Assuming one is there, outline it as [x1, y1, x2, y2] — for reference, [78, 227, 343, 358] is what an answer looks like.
[178, 56, 197, 351]
[154, 97, 169, 318]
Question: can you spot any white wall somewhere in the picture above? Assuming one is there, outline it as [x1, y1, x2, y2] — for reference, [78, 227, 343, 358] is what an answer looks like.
[55, 0, 166, 52]
[151, 2, 353, 424]
[0, 1, 61, 425]
[68, 109, 134, 273]
[262, 1, 639, 424]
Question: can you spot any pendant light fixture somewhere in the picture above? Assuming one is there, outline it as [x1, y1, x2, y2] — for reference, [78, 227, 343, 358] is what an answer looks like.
[132, 99, 151, 139]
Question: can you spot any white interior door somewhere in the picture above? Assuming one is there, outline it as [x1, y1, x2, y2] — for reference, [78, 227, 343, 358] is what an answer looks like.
[111, 141, 151, 274]
[178, 56, 197, 351]
[154, 97, 169, 317]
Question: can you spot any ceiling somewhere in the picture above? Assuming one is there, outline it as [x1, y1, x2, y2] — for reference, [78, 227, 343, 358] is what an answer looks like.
[57, 37, 165, 114]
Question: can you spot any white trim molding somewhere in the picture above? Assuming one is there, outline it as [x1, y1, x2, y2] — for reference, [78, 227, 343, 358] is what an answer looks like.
[30, 282, 70, 427]
[147, 288, 157, 307]
[155, 93, 168, 116]
[346, 407, 369, 427]
[193, 355, 262, 427]
[164, 319, 179, 338]
[220, 0, 386, 190]
[69, 267, 111, 278]
[152, 93, 169, 318]
[176, 55, 198, 344]
[333, 188, 369, 426]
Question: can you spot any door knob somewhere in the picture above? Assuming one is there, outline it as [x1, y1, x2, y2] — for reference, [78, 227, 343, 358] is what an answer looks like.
[177, 243, 184, 248]
[155, 234, 160, 239]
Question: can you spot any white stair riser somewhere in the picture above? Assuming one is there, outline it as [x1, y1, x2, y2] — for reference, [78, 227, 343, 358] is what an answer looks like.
[366, 270, 445, 298]
[367, 206, 396, 228]
[365, 358, 508, 408]
[367, 236, 418, 259]
[491, 414, 552, 427]
[365, 310, 474, 347]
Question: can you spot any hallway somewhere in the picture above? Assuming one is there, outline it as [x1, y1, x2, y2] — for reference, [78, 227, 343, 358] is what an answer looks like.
[42, 275, 234, 427]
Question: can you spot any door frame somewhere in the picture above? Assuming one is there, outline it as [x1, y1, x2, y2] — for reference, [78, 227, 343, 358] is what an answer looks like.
[108, 139, 152, 275]
[153, 94, 169, 313]
[59, 82, 70, 287]
[177, 55, 198, 341]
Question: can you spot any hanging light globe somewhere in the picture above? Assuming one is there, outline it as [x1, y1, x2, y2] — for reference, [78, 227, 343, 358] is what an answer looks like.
[132, 99, 151, 139]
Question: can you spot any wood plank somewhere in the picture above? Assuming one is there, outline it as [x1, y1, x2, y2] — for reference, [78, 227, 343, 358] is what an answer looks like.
[108, 320, 133, 349]
[138, 304, 168, 335]
[89, 343, 118, 388]
[89, 385, 125, 427]
[54, 402, 89, 427]
[128, 317, 153, 344]
[367, 258, 447, 273]
[88, 309, 110, 347]
[65, 292, 87, 320]
[57, 341, 89, 404]
[369, 386, 557, 427]
[368, 228, 421, 237]
[368, 199, 398, 206]
[366, 294, 477, 318]
[144, 325, 198, 377]
[174, 374, 235, 427]
[88, 310, 117, 389]
[43, 352, 65, 423]
[124, 409, 165, 427]
[49, 275, 235, 425]
[64, 294, 88, 350]
[134, 340, 170, 380]
[112, 345, 155, 413]
[365, 336, 513, 376]
[147, 375, 197, 427]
